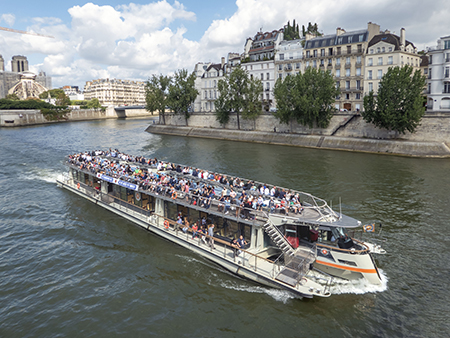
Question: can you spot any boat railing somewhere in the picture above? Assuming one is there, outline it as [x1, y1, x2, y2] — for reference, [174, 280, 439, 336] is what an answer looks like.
[285, 244, 316, 285]
[317, 241, 370, 254]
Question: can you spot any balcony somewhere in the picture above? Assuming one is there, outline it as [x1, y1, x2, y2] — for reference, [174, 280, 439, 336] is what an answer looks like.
[341, 87, 364, 92]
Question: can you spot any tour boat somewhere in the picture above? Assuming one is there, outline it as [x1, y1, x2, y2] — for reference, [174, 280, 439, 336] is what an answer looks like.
[56, 150, 385, 298]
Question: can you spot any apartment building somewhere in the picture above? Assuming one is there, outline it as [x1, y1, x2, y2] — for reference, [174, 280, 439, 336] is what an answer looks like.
[426, 35, 450, 111]
[303, 22, 380, 111]
[83, 78, 145, 106]
[275, 38, 304, 80]
[364, 28, 421, 96]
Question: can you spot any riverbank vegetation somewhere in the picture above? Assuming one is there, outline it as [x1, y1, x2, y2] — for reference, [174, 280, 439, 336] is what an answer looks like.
[273, 68, 339, 128]
[145, 69, 198, 125]
[0, 98, 69, 121]
[215, 65, 263, 129]
[363, 65, 427, 134]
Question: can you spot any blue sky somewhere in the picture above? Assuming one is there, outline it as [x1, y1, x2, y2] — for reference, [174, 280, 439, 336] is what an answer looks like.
[0, 0, 448, 88]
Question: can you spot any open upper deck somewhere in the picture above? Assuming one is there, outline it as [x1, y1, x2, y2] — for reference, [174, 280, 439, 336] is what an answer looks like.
[65, 150, 362, 229]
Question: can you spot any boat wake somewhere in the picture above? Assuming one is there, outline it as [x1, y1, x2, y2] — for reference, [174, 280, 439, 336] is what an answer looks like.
[175, 254, 297, 303]
[219, 280, 298, 303]
[21, 166, 62, 184]
[309, 269, 389, 295]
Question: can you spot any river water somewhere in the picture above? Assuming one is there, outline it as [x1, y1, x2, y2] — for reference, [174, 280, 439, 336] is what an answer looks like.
[0, 118, 449, 337]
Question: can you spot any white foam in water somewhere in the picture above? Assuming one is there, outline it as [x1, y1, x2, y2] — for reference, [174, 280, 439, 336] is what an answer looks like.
[309, 269, 389, 295]
[21, 167, 61, 184]
[218, 280, 297, 303]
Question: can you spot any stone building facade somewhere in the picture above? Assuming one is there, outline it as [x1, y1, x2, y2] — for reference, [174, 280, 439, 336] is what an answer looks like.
[426, 35, 450, 111]
[0, 55, 51, 99]
[364, 28, 421, 96]
[83, 78, 145, 106]
[274, 39, 304, 81]
[303, 22, 381, 111]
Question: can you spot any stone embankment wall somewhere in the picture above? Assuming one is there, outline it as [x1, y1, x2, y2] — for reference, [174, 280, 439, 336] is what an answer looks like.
[0, 107, 152, 127]
[147, 112, 450, 157]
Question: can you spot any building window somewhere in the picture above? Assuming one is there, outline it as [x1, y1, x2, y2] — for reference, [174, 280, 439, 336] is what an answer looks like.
[359, 34, 364, 42]
[328, 59, 332, 65]
[337, 47, 341, 55]
[357, 44, 362, 53]
[378, 57, 383, 65]
[368, 58, 373, 66]
[345, 81, 350, 89]
[313, 60, 317, 67]
[306, 61, 310, 67]
[278, 64, 282, 70]
[429, 69, 432, 79]
[356, 80, 361, 89]
[356, 55, 361, 64]
[336, 57, 341, 66]
[336, 81, 340, 89]
[378, 70, 383, 79]
[279, 74, 282, 79]
[329, 48, 333, 56]
[306, 51, 310, 58]
[261, 73, 264, 80]
[356, 67, 361, 76]
[377, 47, 380, 53]
[388, 56, 393, 65]
[445, 67, 449, 78]
[320, 59, 324, 66]
[296, 62, 300, 69]
[382, 47, 385, 53]
[444, 40, 450, 49]
[444, 82, 450, 93]
[347, 46, 351, 54]
[368, 82, 373, 92]
[336, 69, 340, 77]
[321, 49, 325, 56]
[346, 93, 350, 99]
[267, 73, 270, 80]
[368, 70, 372, 80]
[279, 53, 284, 60]
[346, 68, 350, 77]
[370, 49, 374, 54]
[356, 93, 361, 99]
[313, 50, 318, 57]
[429, 55, 432, 64]
[389, 47, 393, 52]
[346, 57, 351, 65]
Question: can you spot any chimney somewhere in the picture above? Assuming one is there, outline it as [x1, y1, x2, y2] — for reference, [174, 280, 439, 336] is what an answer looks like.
[367, 22, 381, 41]
[336, 27, 346, 36]
[400, 28, 406, 48]
[221, 57, 225, 67]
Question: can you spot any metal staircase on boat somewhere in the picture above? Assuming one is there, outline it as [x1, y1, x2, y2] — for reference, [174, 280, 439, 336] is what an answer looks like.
[263, 221, 317, 287]
[262, 221, 295, 256]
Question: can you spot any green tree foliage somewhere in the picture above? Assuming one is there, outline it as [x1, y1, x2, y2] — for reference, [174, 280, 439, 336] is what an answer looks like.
[284, 20, 300, 40]
[0, 98, 69, 120]
[5, 93, 20, 101]
[215, 65, 263, 128]
[273, 67, 339, 128]
[86, 98, 101, 109]
[145, 74, 171, 124]
[362, 65, 426, 134]
[167, 69, 198, 125]
[39, 89, 71, 106]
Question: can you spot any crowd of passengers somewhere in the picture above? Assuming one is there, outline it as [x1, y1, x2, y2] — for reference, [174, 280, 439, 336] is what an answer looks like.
[68, 149, 304, 218]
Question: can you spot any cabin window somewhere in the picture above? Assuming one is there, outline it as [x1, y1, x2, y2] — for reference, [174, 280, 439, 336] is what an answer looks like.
[141, 194, 154, 211]
[165, 201, 178, 221]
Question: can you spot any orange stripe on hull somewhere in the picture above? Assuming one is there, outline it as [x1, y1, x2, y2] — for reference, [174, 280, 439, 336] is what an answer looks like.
[316, 260, 377, 274]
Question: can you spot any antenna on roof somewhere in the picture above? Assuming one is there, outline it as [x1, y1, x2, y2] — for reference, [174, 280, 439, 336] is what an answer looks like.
[260, 26, 263, 33]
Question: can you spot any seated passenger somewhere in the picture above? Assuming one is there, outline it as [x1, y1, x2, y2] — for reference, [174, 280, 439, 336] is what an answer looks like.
[236, 235, 248, 255]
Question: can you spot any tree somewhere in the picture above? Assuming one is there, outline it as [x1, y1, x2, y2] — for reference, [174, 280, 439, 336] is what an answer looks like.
[145, 74, 171, 124]
[274, 67, 339, 129]
[362, 65, 427, 134]
[167, 69, 198, 125]
[5, 93, 20, 101]
[87, 98, 101, 109]
[215, 65, 263, 129]
[39, 89, 70, 106]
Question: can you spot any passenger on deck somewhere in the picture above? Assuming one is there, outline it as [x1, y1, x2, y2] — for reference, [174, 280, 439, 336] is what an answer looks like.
[236, 235, 248, 255]
[208, 224, 215, 249]
[191, 222, 198, 239]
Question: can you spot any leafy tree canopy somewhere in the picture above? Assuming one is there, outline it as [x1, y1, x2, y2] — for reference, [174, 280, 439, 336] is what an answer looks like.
[145, 74, 172, 124]
[273, 67, 339, 128]
[284, 20, 300, 41]
[362, 65, 426, 134]
[5, 93, 20, 101]
[215, 65, 263, 128]
[167, 69, 198, 123]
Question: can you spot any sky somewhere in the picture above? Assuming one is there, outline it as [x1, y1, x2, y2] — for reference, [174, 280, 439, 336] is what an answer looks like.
[0, 0, 448, 89]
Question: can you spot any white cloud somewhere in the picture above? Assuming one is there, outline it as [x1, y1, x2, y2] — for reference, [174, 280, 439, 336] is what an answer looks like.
[0, 13, 15, 27]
